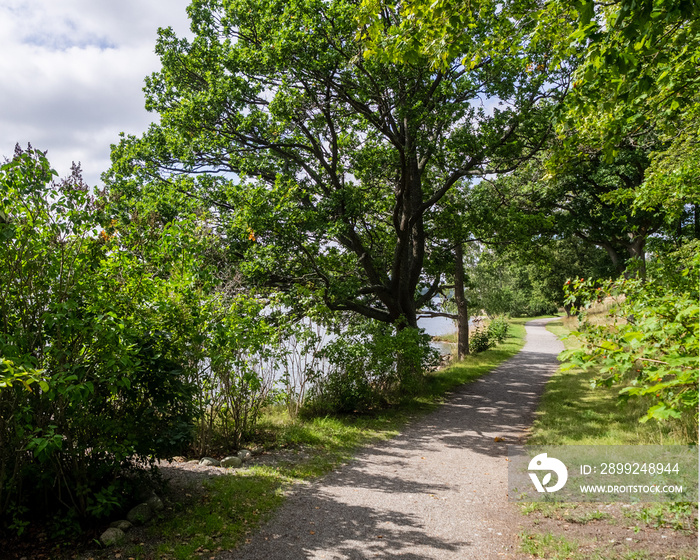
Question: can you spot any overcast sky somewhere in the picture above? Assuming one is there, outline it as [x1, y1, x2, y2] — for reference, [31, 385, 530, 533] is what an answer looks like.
[0, 0, 192, 186]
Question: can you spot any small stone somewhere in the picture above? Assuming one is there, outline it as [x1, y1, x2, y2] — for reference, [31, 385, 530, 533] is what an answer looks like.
[187, 458, 199, 463]
[126, 502, 153, 525]
[147, 494, 164, 511]
[221, 456, 243, 468]
[237, 449, 252, 462]
[100, 527, 125, 546]
[109, 519, 132, 531]
[199, 457, 221, 467]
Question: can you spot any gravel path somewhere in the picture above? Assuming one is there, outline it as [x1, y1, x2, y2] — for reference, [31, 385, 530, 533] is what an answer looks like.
[222, 318, 564, 560]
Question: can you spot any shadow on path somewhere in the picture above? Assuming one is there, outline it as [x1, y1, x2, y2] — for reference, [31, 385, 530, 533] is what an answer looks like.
[220, 319, 564, 560]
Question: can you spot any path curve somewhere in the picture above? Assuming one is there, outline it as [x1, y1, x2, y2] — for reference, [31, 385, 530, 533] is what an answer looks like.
[223, 318, 564, 560]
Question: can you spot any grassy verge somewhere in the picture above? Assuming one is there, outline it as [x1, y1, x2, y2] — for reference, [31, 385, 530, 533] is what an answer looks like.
[110, 322, 527, 560]
[516, 318, 698, 560]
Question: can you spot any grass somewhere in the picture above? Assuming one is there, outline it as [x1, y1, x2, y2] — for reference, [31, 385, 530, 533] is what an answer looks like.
[519, 531, 661, 560]
[152, 469, 285, 560]
[624, 502, 698, 532]
[114, 321, 528, 560]
[520, 531, 580, 559]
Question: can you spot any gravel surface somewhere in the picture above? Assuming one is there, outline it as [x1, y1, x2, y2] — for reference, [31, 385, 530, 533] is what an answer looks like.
[219, 318, 564, 560]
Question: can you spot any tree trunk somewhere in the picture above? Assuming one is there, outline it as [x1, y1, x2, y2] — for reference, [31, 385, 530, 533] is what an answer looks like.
[453, 244, 469, 360]
[626, 234, 646, 279]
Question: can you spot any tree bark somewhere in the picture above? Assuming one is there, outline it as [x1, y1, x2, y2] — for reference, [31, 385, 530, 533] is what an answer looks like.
[453, 244, 469, 359]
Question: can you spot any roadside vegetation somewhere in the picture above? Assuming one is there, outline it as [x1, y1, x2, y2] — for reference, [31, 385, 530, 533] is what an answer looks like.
[9, 321, 524, 559]
[517, 307, 698, 560]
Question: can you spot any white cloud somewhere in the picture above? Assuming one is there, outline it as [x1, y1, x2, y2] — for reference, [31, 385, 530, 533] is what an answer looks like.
[0, 0, 192, 186]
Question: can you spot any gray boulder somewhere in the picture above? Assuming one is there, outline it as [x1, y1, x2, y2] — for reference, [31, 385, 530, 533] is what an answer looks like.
[221, 455, 242, 468]
[199, 457, 221, 467]
[100, 527, 125, 546]
[126, 502, 153, 525]
[109, 519, 132, 531]
[237, 449, 252, 462]
[147, 494, 164, 511]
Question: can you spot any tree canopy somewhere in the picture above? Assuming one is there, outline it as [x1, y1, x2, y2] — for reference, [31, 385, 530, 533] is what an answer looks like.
[107, 0, 567, 328]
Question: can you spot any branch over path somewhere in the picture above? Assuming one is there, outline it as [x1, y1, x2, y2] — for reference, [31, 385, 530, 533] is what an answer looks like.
[223, 318, 564, 559]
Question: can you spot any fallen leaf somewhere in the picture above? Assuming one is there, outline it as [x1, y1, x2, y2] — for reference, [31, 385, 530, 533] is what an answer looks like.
[310, 530, 316, 534]
[494, 437, 504, 442]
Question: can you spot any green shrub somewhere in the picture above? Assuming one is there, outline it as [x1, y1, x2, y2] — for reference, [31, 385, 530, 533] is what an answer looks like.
[469, 327, 492, 354]
[304, 318, 438, 415]
[0, 148, 199, 533]
[561, 242, 699, 430]
[487, 315, 510, 344]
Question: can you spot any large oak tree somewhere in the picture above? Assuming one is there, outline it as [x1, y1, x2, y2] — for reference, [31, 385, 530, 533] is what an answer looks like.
[107, 0, 567, 329]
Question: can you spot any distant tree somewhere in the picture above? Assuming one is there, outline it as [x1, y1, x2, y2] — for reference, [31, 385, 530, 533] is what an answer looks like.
[462, 238, 613, 318]
[465, 142, 668, 277]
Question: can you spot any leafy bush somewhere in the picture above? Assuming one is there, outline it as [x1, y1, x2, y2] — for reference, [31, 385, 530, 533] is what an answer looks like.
[304, 318, 438, 414]
[561, 243, 699, 430]
[278, 318, 326, 419]
[487, 315, 510, 344]
[0, 148, 199, 533]
[469, 327, 492, 354]
[203, 295, 281, 449]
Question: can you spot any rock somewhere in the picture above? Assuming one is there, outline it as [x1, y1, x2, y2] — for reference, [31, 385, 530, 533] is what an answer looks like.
[126, 502, 153, 525]
[187, 458, 199, 463]
[135, 487, 157, 502]
[147, 494, 164, 511]
[237, 449, 252, 462]
[109, 519, 132, 531]
[221, 455, 242, 468]
[199, 457, 221, 467]
[100, 527, 125, 546]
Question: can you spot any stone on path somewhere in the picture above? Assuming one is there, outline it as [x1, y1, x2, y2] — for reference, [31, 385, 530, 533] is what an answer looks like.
[237, 449, 252, 462]
[109, 519, 132, 531]
[147, 494, 164, 511]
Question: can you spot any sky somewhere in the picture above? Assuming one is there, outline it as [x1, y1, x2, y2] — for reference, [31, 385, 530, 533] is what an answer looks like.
[0, 0, 192, 186]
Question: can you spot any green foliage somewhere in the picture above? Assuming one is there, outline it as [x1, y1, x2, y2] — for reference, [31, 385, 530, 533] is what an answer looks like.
[467, 144, 669, 278]
[544, 0, 700, 219]
[0, 147, 200, 532]
[463, 247, 564, 318]
[556, 0, 699, 151]
[469, 327, 491, 354]
[560, 242, 699, 427]
[304, 319, 438, 414]
[198, 294, 283, 449]
[487, 315, 510, 344]
[105, 0, 566, 332]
